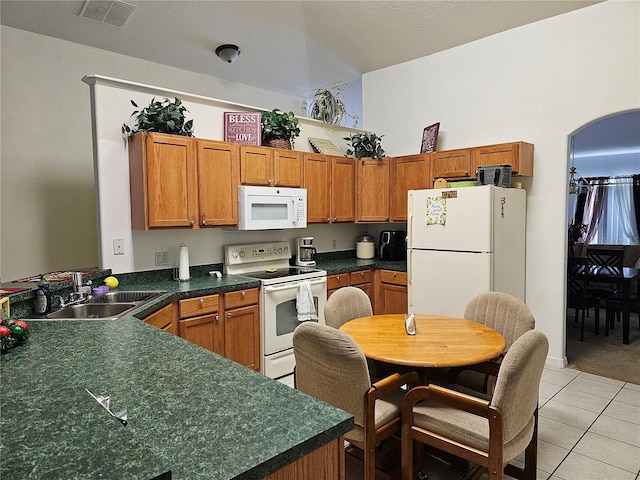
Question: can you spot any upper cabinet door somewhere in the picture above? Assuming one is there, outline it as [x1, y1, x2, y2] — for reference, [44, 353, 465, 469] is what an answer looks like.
[471, 142, 534, 176]
[273, 150, 303, 187]
[390, 154, 430, 222]
[331, 156, 355, 222]
[432, 148, 472, 179]
[240, 146, 273, 186]
[142, 133, 198, 229]
[303, 153, 331, 223]
[197, 140, 239, 226]
[356, 158, 390, 222]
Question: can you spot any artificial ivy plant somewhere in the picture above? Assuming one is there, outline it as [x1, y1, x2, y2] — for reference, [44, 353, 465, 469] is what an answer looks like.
[306, 80, 359, 127]
[261, 109, 300, 147]
[344, 132, 385, 160]
[122, 97, 194, 137]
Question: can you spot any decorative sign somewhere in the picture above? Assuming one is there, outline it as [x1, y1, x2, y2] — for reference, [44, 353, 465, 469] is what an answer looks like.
[224, 112, 261, 145]
[425, 196, 447, 225]
[420, 122, 440, 153]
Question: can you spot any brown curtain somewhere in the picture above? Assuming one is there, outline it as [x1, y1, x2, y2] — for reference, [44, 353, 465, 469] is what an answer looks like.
[580, 177, 608, 244]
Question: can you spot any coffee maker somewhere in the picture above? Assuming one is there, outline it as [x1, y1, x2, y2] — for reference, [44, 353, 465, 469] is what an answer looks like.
[295, 237, 317, 267]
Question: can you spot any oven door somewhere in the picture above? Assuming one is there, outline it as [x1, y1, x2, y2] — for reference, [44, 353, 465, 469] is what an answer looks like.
[262, 277, 327, 356]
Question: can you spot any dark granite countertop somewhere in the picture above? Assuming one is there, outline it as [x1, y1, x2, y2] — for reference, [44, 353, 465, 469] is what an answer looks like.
[1, 318, 353, 479]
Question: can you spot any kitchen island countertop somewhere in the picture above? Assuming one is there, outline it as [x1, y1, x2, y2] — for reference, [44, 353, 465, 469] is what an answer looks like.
[1, 317, 353, 479]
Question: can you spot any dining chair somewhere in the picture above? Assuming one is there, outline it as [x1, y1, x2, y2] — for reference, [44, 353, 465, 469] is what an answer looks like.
[324, 286, 373, 329]
[448, 292, 535, 393]
[293, 322, 420, 480]
[585, 246, 625, 304]
[567, 258, 602, 341]
[401, 330, 549, 480]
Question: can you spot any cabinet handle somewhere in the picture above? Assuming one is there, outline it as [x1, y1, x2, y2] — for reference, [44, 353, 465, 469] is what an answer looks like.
[385, 216, 389, 221]
[190, 220, 195, 226]
[268, 179, 272, 185]
[393, 272, 397, 277]
[359, 272, 364, 277]
[201, 216, 206, 226]
[227, 312, 232, 318]
[276, 179, 280, 185]
[326, 217, 330, 222]
[464, 170, 469, 176]
[215, 314, 220, 322]
[333, 217, 337, 222]
[199, 299, 204, 306]
[336, 275, 341, 280]
[241, 291, 246, 298]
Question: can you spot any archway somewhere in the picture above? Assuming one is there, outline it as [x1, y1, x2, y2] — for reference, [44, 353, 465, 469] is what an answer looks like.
[563, 109, 640, 383]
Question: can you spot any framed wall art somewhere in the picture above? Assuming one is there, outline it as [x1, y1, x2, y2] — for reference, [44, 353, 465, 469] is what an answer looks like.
[420, 122, 440, 153]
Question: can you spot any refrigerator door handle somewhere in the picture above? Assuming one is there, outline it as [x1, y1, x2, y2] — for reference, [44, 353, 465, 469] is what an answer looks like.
[407, 248, 413, 309]
[407, 191, 413, 248]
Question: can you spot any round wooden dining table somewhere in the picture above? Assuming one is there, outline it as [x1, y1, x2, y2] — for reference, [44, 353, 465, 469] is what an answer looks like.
[339, 314, 506, 368]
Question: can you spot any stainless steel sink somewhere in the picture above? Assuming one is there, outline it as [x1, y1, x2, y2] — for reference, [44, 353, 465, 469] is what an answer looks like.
[46, 303, 138, 319]
[40, 290, 168, 320]
[85, 290, 166, 304]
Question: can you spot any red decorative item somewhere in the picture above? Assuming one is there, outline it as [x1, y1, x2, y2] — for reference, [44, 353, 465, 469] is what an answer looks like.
[13, 320, 29, 332]
[224, 112, 261, 146]
[0, 325, 10, 338]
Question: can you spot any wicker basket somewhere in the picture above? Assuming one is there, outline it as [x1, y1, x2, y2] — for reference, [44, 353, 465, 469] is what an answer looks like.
[265, 138, 291, 150]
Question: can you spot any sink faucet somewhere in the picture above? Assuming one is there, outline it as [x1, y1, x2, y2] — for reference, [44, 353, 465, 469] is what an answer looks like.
[70, 272, 92, 302]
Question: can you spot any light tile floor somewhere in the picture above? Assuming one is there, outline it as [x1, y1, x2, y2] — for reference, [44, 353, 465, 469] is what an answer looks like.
[279, 367, 640, 480]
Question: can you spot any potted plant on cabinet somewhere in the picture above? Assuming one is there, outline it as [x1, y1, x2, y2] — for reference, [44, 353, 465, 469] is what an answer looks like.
[122, 97, 194, 137]
[306, 80, 359, 127]
[344, 132, 385, 160]
[261, 109, 300, 149]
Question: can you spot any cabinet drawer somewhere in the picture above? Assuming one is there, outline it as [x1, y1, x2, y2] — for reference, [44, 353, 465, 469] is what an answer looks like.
[144, 303, 176, 332]
[224, 288, 259, 309]
[327, 273, 349, 290]
[350, 270, 372, 285]
[380, 270, 407, 286]
[179, 294, 220, 319]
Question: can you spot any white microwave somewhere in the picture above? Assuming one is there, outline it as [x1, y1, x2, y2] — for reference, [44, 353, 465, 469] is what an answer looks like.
[237, 185, 307, 230]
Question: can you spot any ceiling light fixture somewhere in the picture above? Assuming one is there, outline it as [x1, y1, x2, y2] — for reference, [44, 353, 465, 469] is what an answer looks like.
[568, 137, 590, 195]
[215, 44, 241, 64]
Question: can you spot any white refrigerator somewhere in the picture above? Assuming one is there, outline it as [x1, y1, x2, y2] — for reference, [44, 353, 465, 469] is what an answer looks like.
[407, 185, 526, 317]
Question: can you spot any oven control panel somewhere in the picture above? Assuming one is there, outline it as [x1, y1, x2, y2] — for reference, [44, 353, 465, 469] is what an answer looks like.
[225, 241, 291, 266]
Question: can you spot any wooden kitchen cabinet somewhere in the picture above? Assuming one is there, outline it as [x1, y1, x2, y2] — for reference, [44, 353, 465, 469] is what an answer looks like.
[303, 153, 355, 224]
[179, 294, 224, 355]
[432, 148, 473, 179]
[349, 269, 372, 298]
[129, 133, 240, 229]
[240, 145, 302, 187]
[375, 269, 408, 315]
[326, 272, 349, 297]
[222, 288, 261, 372]
[129, 132, 198, 229]
[197, 140, 240, 226]
[355, 158, 390, 222]
[303, 153, 331, 223]
[144, 302, 178, 335]
[178, 289, 260, 372]
[471, 141, 534, 176]
[390, 154, 431, 222]
[431, 141, 534, 182]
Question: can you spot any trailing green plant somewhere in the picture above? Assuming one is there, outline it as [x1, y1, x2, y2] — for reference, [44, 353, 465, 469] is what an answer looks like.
[306, 80, 359, 127]
[122, 97, 194, 137]
[344, 132, 385, 159]
[261, 109, 301, 146]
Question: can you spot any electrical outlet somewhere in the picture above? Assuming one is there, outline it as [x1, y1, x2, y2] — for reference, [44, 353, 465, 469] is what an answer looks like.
[155, 251, 169, 266]
[113, 238, 124, 255]
[332, 239, 337, 249]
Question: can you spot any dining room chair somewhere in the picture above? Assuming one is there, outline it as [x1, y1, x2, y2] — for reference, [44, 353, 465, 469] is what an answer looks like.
[567, 258, 602, 341]
[585, 246, 625, 304]
[324, 286, 373, 329]
[448, 291, 535, 393]
[293, 322, 420, 480]
[401, 330, 549, 480]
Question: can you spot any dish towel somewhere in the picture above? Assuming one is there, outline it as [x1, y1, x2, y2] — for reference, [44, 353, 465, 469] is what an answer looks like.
[296, 281, 318, 322]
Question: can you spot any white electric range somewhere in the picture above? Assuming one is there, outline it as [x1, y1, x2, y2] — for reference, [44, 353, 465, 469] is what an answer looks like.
[224, 241, 327, 379]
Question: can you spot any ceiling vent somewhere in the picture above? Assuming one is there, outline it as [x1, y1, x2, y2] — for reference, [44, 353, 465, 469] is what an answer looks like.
[78, 0, 137, 28]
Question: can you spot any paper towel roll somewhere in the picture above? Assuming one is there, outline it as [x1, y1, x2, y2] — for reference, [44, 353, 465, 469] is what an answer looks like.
[178, 244, 190, 281]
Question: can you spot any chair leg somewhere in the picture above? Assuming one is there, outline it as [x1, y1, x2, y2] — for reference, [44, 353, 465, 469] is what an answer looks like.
[401, 434, 414, 480]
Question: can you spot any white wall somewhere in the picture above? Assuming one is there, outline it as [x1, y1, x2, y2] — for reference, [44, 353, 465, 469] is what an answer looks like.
[361, 1, 640, 366]
[0, 26, 305, 281]
[86, 75, 365, 272]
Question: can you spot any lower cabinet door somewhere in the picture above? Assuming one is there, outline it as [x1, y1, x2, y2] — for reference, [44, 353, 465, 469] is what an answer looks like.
[224, 304, 260, 371]
[179, 314, 224, 356]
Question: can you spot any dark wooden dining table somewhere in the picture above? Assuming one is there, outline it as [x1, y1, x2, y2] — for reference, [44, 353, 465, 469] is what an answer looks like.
[339, 314, 506, 368]
[585, 266, 639, 345]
